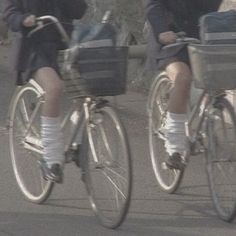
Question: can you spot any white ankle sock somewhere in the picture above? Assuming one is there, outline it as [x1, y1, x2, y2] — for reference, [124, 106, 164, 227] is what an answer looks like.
[41, 116, 64, 167]
[165, 112, 187, 156]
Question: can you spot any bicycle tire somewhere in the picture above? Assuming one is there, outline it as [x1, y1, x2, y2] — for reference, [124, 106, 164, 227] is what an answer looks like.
[83, 104, 132, 229]
[9, 84, 54, 204]
[206, 97, 236, 222]
[148, 73, 184, 193]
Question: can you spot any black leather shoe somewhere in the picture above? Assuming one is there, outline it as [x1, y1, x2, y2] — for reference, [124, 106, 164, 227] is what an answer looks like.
[165, 152, 186, 170]
[39, 161, 63, 184]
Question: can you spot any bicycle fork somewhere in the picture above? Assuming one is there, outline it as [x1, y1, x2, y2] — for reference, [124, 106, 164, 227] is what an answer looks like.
[185, 91, 208, 159]
[84, 98, 100, 164]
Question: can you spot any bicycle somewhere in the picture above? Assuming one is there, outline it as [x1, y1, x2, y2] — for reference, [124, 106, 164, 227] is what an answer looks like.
[148, 36, 236, 222]
[8, 15, 132, 229]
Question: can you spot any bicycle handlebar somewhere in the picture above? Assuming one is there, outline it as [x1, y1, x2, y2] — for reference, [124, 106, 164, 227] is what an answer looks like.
[127, 35, 200, 59]
[26, 17, 199, 60]
[27, 15, 70, 45]
[27, 10, 113, 45]
[162, 33, 200, 50]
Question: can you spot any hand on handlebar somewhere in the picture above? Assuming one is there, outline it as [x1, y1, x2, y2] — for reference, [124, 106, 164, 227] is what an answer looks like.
[26, 16, 54, 38]
[26, 15, 70, 44]
[23, 15, 36, 27]
[158, 31, 178, 45]
[159, 31, 200, 47]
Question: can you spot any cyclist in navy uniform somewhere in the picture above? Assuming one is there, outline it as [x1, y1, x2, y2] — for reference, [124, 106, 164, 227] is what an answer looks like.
[145, 0, 222, 169]
[3, 0, 87, 182]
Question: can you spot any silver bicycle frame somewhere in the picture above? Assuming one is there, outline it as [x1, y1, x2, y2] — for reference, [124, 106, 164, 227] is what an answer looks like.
[63, 100, 86, 153]
[185, 90, 208, 142]
[184, 89, 221, 158]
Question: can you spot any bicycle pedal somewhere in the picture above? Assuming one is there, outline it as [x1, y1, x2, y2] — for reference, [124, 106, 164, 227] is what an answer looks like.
[25, 136, 42, 148]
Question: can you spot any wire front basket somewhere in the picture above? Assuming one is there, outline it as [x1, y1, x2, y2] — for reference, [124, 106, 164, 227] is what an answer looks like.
[188, 44, 236, 90]
[58, 46, 128, 98]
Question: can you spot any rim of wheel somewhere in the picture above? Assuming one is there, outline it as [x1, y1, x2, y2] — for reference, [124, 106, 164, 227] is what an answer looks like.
[148, 75, 183, 193]
[84, 105, 132, 228]
[206, 99, 236, 222]
[9, 86, 53, 203]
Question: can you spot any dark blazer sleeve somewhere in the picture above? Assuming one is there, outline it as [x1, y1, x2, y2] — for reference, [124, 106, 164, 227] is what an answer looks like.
[145, 0, 169, 39]
[2, 0, 30, 32]
[60, 0, 87, 19]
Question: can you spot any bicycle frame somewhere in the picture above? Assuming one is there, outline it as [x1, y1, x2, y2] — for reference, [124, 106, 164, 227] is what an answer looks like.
[185, 89, 224, 157]
[9, 13, 117, 164]
[14, 79, 102, 164]
[186, 90, 207, 145]
[61, 100, 85, 152]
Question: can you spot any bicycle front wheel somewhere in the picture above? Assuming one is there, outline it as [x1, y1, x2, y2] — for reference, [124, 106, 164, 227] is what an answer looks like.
[148, 73, 184, 193]
[84, 104, 132, 229]
[9, 84, 54, 204]
[206, 97, 236, 222]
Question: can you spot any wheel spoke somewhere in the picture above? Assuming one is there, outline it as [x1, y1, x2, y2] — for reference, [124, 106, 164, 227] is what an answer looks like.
[9, 85, 53, 203]
[100, 169, 127, 200]
[98, 123, 113, 161]
[206, 98, 236, 222]
[84, 105, 131, 228]
[149, 75, 183, 193]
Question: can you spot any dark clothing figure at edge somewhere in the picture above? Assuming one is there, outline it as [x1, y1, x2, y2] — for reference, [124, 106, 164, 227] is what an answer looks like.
[144, 0, 223, 170]
[3, 0, 87, 84]
[2, 0, 87, 183]
[145, 0, 223, 70]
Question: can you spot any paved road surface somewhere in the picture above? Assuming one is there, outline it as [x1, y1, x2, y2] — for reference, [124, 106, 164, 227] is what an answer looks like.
[0, 44, 236, 235]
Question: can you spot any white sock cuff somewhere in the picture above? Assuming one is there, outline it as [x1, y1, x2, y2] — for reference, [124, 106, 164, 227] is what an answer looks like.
[41, 116, 61, 129]
[41, 116, 64, 166]
[41, 116, 60, 124]
[167, 112, 187, 122]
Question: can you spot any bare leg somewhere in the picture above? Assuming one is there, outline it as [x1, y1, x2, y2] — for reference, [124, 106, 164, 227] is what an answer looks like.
[34, 67, 64, 117]
[166, 62, 192, 113]
[34, 67, 64, 182]
[163, 62, 192, 169]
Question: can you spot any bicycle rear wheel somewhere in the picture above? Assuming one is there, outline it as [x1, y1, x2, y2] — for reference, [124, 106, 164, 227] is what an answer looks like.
[9, 84, 54, 203]
[84, 104, 132, 229]
[148, 73, 184, 193]
[206, 97, 236, 222]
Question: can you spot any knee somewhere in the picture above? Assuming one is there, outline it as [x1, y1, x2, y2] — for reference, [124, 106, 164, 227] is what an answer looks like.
[35, 67, 64, 99]
[45, 79, 64, 100]
[173, 65, 192, 89]
[175, 72, 191, 88]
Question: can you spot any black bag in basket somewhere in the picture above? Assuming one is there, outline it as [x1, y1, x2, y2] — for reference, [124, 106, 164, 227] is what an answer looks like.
[200, 10, 236, 44]
[62, 22, 128, 97]
[70, 22, 117, 47]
